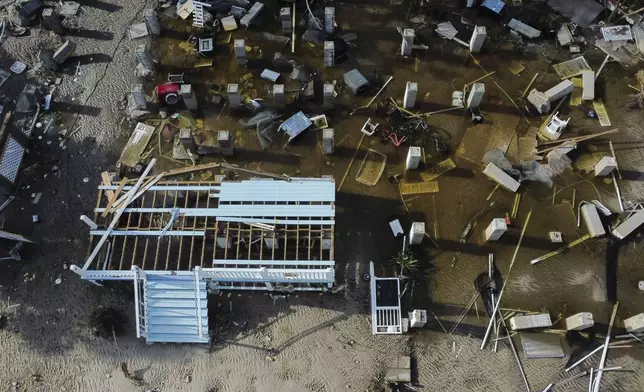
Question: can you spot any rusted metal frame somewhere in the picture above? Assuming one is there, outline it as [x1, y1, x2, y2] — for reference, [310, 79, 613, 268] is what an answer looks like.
[187, 190, 200, 269]
[130, 192, 147, 269]
[118, 201, 137, 270]
[87, 189, 103, 262]
[295, 201, 300, 262]
[224, 221, 230, 260]
[175, 190, 190, 270]
[141, 190, 158, 269]
[308, 218, 312, 263]
[235, 221, 242, 261]
[259, 207, 264, 262]
[319, 220, 324, 262]
[247, 201, 254, 262]
[284, 220, 289, 261]
[164, 190, 179, 270]
[102, 178, 127, 218]
[271, 223, 277, 261]
[153, 190, 168, 270]
[329, 223, 335, 262]
[201, 193, 211, 268]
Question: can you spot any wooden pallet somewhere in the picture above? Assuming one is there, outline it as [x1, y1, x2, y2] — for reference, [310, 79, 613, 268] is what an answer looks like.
[356, 149, 387, 186]
[420, 158, 456, 182]
[593, 101, 611, 127]
[400, 181, 439, 195]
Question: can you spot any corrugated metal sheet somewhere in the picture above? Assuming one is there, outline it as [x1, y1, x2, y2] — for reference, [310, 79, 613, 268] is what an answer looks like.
[217, 204, 334, 217]
[219, 180, 335, 203]
[0, 136, 25, 183]
[601, 25, 633, 42]
[145, 276, 210, 344]
[481, 0, 505, 13]
[520, 333, 564, 359]
[280, 112, 312, 140]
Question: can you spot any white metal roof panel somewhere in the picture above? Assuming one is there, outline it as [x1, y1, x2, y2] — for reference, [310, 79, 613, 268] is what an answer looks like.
[219, 180, 335, 203]
[94, 207, 336, 218]
[145, 275, 210, 344]
[601, 25, 633, 42]
[216, 204, 334, 218]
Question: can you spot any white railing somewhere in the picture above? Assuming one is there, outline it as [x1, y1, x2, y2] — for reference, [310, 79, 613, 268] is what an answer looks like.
[131, 266, 147, 338]
[199, 267, 335, 284]
[375, 307, 403, 334]
[369, 262, 403, 335]
[193, 267, 204, 338]
[72, 265, 335, 292]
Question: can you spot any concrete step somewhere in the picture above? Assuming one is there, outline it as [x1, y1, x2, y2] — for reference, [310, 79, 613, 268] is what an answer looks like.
[147, 307, 208, 318]
[146, 334, 210, 344]
[146, 281, 206, 290]
[147, 316, 209, 326]
[147, 324, 208, 336]
[146, 298, 208, 308]
[146, 289, 207, 300]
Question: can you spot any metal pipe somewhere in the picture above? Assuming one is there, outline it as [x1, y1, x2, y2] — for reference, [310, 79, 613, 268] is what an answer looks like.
[82, 159, 157, 270]
[365, 76, 394, 109]
[99, 185, 221, 191]
[0, 196, 14, 214]
[194, 267, 203, 338]
[593, 302, 619, 392]
[565, 344, 605, 372]
[304, 0, 322, 30]
[489, 253, 497, 352]
[481, 210, 533, 349]
[213, 259, 335, 266]
[612, 171, 624, 212]
[608, 141, 622, 180]
[90, 230, 206, 237]
[291, 3, 296, 53]
[498, 307, 530, 392]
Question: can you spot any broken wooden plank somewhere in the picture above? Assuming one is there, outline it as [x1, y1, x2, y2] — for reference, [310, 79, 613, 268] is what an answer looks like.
[101, 171, 115, 200]
[164, 161, 220, 177]
[102, 177, 128, 218]
[530, 234, 592, 265]
[82, 159, 157, 270]
[570, 77, 583, 106]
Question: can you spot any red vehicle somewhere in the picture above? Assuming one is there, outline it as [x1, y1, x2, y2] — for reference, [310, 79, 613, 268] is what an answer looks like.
[155, 83, 180, 105]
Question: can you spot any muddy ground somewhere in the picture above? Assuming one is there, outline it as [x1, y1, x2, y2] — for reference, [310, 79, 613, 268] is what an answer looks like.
[0, 0, 644, 391]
